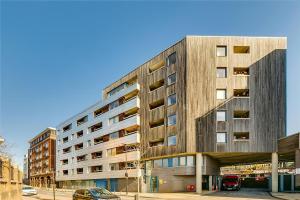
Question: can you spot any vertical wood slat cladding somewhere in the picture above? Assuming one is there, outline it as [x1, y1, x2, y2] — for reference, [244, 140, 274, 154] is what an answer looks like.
[103, 39, 187, 159]
[194, 36, 286, 153]
[103, 36, 286, 159]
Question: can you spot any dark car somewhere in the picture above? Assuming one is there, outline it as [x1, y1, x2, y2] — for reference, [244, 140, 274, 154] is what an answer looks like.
[73, 188, 120, 200]
[221, 175, 241, 191]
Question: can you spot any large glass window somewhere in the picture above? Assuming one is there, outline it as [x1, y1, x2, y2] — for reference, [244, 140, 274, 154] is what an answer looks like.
[179, 157, 186, 166]
[217, 132, 227, 143]
[167, 94, 176, 106]
[167, 135, 177, 146]
[109, 100, 119, 110]
[216, 111, 226, 121]
[153, 159, 163, 168]
[162, 159, 168, 168]
[167, 52, 176, 66]
[173, 157, 179, 167]
[187, 156, 195, 166]
[109, 131, 119, 140]
[216, 46, 227, 57]
[167, 73, 176, 85]
[216, 67, 227, 78]
[109, 116, 119, 125]
[167, 158, 173, 167]
[217, 89, 227, 99]
[167, 114, 177, 126]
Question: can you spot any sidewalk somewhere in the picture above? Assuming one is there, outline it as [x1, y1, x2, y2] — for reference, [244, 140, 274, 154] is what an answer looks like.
[270, 192, 300, 200]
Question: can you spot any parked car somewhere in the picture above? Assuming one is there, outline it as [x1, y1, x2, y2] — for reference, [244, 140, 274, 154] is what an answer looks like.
[73, 188, 121, 200]
[221, 175, 241, 191]
[22, 185, 38, 196]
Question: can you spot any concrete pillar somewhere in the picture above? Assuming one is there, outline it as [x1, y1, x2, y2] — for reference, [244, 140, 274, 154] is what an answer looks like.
[272, 152, 278, 192]
[291, 174, 295, 192]
[296, 149, 300, 187]
[196, 153, 203, 194]
[209, 176, 213, 191]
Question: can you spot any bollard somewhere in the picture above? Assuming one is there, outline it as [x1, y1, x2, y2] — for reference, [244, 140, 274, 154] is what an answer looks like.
[134, 193, 139, 200]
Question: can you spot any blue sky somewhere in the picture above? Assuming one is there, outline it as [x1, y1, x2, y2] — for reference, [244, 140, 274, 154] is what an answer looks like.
[1, 1, 300, 167]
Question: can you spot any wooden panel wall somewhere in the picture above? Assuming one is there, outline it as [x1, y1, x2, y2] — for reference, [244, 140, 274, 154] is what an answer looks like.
[103, 39, 187, 159]
[193, 36, 286, 153]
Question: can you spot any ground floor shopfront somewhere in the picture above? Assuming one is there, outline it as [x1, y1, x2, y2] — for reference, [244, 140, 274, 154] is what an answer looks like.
[57, 178, 140, 192]
[30, 173, 54, 188]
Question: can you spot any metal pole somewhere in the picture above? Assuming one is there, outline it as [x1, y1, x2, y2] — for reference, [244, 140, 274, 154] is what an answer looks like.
[136, 159, 140, 200]
[52, 170, 56, 200]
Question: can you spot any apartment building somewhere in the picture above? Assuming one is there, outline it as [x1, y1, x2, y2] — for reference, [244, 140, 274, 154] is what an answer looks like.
[23, 154, 29, 184]
[56, 36, 287, 193]
[0, 156, 23, 198]
[28, 127, 56, 188]
[56, 83, 141, 191]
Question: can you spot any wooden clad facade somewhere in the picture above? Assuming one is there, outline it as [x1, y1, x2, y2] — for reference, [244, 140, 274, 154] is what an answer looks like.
[103, 36, 287, 159]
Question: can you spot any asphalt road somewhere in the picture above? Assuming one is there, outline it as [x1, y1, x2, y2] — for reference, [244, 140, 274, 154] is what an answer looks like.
[19, 188, 276, 200]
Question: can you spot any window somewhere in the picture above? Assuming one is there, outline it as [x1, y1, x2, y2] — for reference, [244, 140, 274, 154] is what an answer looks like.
[153, 159, 162, 168]
[94, 105, 109, 117]
[75, 143, 83, 150]
[63, 170, 68, 175]
[109, 100, 119, 110]
[77, 155, 86, 162]
[166, 52, 176, 66]
[107, 148, 117, 157]
[167, 94, 176, 106]
[163, 159, 169, 168]
[77, 130, 84, 138]
[233, 67, 249, 75]
[167, 158, 173, 167]
[234, 89, 249, 97]
[109, 116, 119, 125]
[167, 114, 177, 126]
[217, 132, 227, 143]
[87, 140, 92, 147]
[90, 122, 102, 132]
[216, 46, 227, 57]
[234, 46, 250, 54]
[187, 156, 195, 166]
[216, 111, 226, 121]
[77, 168, 83, 174]
[167, 73, 176, 85]
[77, 115, 88, 126]
[216, 67, 227, 78]
[63, 147, 71, 154]
[149, 99, 164, 110]
[63, 137, 68, 143]
[63, 124, 72, 132]
[179, 157, 186, 166]
[91, 151, 102, 159]
[233, 110, 250, 118]
[110, 131, 119, 140]
[173, 157, 179, 167]
[216, 89, 227, 100]
[108, 83, 127, 97]
[61, 159, 68, 165]
[234, 132, 250, 140]
[167, 135, 177, 146]
[91, 165, 103, 173]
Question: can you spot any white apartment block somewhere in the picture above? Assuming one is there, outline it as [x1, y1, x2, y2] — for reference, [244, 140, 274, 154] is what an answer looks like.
[56, 82, 141, 190]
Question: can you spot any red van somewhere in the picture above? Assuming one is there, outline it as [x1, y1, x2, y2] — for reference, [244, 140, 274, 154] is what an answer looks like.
[221, 175, 241, 191]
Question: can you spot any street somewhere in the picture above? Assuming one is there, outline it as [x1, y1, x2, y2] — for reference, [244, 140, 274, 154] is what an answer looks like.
[18, 188, 278, 200]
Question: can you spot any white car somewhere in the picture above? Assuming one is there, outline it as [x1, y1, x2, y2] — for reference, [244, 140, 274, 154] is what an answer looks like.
[22, 186, 38, 196]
